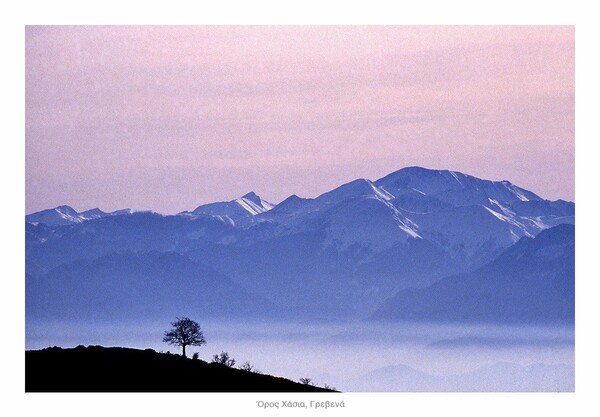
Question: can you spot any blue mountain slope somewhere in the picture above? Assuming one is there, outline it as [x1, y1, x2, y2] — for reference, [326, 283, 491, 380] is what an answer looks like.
[26, 251, 278, 322]
[373, 224, 574, 323]
[25, 212, 236, 275]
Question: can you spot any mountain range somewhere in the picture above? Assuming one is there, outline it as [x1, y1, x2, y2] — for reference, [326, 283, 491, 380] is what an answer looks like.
[25, 166, 575, 323]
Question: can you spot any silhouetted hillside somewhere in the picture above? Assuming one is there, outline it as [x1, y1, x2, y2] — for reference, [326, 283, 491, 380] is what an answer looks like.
[25, 345, 335, 392]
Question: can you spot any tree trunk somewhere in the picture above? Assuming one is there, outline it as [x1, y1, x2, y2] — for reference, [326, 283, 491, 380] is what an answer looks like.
[182, 344, 186, 358]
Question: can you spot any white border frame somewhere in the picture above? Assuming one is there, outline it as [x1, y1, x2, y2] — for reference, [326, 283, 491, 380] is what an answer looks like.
[3, 1, 598, 416]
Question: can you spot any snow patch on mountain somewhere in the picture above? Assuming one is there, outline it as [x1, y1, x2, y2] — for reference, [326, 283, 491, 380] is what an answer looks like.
[235, 193, 273, 215]
[370, 182, 394, 201]
[502, 181, 530, 202]
[322, 193, 421, 252]
[449, 170, 463, 185]
[26, 206, 133, 226]
[191, 192, 273, 221]
[483, 206, 534, 237]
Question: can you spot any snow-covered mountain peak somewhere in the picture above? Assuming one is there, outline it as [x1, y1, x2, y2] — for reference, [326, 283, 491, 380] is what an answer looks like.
[315, 178, 394, 206]
[80, 208, 108, 220]
[374, 166, 544, 207]
[235, 195, 273, 215]
[55, 205, 78, 214]
[376, 167, 464, 196]
[191, 192, 274, 221]
[241, 192, 261, 205]
[26, 206, 134, 226]
[25, 205, 83, 226]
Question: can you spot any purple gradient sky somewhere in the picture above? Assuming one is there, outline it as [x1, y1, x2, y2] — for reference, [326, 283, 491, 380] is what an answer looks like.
[26, 26, 574, 214]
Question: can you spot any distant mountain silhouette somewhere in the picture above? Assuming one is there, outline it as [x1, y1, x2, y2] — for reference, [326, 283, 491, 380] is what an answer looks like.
[26, 251, 279, 322]
[26, 345, 336, 392]
[349, 361, 573, 391]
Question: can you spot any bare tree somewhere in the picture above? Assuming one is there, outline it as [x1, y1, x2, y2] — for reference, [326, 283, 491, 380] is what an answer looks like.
[240, 361, 254, 372]
[162, 317, 206, 358]
[299, 377, 313, 385]
[212, 351, 236, 367]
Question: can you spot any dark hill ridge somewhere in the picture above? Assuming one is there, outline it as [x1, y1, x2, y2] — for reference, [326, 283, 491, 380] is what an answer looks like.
[26, 345, 335, 392]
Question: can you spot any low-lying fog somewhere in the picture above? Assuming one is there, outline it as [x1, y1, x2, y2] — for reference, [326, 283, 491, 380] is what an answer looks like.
[26, 319, 574, 392]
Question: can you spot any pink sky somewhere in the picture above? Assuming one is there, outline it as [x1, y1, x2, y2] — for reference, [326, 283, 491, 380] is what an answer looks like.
[26, 26, 574, 214]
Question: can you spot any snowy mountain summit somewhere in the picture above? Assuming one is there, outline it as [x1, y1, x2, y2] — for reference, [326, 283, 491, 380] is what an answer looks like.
[186, 191, 274, 223]
[26, 205, 133, 226]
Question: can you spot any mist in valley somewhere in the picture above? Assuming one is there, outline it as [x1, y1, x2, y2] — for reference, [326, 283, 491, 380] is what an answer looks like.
[26, 318, 574, 392]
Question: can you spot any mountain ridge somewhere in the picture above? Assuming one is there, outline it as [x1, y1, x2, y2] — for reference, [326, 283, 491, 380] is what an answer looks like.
[27, 167, 573, 222]
[25, 166, 575, 322]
